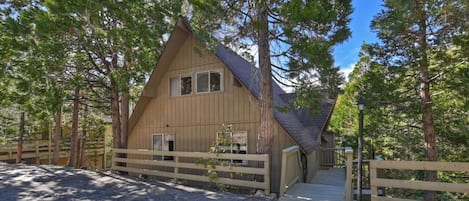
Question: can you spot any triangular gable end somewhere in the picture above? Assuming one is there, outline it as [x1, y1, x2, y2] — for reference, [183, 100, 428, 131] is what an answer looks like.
[129, 18, 192, 132]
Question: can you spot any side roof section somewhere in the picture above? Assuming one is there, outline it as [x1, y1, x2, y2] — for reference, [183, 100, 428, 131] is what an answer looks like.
[215, 46, 335, 153]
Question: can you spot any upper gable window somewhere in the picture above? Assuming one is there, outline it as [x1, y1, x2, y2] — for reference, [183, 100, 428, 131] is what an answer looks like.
[196, 71, 222, 93]
[169, 75, 192, 96]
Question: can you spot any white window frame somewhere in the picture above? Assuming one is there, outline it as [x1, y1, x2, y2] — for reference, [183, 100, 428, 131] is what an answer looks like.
[196, 70, 223, 94]
[216, 131, 247, 165]
[169, 74, 192, 97]
[152, 133, 175, 161]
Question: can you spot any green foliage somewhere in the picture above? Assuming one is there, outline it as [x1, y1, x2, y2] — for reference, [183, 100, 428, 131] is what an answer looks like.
[196, 124, 233, 190]
[0, 1, 182, 147]
[196, 124, 252, 191]
[330, 1, 468, 199]
[189, 0, 351, 105]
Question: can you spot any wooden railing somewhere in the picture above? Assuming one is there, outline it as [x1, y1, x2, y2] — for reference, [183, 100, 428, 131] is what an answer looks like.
[370, 160, 469, 201]
[279, 145, 302, 196]
[353, 160, 372, 190]
[0, 139, 105, 164]
[320, 147, 346, 167]
[112, 148, 270, 194]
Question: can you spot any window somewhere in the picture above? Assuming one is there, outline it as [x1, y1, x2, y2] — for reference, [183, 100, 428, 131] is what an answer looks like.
[152, 134, 175, 160]
[196, 71, 222, 93]
[216, 131, 247, 164]
[169, 75, 192, 96]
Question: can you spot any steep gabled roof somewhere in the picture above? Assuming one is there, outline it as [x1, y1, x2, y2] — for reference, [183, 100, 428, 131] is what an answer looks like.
[216, 46, 335, 153]
[129, 17, 336, 154]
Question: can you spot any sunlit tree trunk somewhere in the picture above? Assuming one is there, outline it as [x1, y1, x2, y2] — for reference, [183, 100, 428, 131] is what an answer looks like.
[120, 59, 131, 149]
[256, 3, 274, 156]
[110, 77, 121, 150]
[417, 2, 437, 200]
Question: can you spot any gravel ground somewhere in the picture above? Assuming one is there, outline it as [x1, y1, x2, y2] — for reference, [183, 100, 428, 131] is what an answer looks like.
[0, 164, 276, 201]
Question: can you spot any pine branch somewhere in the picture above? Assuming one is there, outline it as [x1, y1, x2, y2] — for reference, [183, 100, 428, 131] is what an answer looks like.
[272, 73, 296, 88]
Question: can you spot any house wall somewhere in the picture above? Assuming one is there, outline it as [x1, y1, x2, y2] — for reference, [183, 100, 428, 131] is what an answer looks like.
[128, 34, 296, 193]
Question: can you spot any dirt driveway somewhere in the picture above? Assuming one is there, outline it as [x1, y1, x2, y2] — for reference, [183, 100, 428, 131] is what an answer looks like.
[0, 164, 274, 201]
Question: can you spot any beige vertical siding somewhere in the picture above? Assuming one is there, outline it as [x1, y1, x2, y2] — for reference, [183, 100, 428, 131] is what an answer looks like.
[127, 34, 297, 193]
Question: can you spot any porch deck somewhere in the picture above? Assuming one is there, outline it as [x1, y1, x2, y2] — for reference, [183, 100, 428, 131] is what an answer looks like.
[279, 168, 346, 201]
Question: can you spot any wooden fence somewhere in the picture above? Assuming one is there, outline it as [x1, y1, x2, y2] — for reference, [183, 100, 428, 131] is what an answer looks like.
[279, 145, 302, 196]
[370, 160, 469, 201]
[0, 139, 105, 165]
[112, 148, 270, 194]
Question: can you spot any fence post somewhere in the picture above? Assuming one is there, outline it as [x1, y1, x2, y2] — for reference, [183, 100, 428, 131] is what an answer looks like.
[48, 138, 52, 164]
[35, 140, 40, 164]
[8, 144, 13, 159]
[264, 154, 270, 195]
[111, 148, 115, 170]
[345, 147, 353, 201]
[174, 154, 179, 182]
[279, 150, 288, 196]
[370, 160, 378, 199]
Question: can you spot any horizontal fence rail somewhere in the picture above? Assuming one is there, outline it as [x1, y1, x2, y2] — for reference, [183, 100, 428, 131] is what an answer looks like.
[370, 160, 469, 201]
[112, 148, 270, 194]
[0, 139, 105, 163]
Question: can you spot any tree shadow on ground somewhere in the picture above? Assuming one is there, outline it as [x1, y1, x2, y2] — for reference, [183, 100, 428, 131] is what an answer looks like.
[0, 164, 260, 201]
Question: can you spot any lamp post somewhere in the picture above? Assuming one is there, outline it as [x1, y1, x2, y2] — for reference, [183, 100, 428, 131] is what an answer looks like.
[357, 97, 364, 201]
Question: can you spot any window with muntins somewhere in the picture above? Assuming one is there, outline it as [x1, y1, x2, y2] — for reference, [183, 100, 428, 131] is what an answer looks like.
[152, 134, 175, 160]
[197, 71, 222, 93]
[169, 75, 192, 96]
[216, 131, 247, 164]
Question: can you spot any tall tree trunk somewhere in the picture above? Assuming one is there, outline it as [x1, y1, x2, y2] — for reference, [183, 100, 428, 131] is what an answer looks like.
[110, 77, 121, 150]
[256, 4, 274, 192]
[16, 112, 25, 164]
[256, 4, 274, 156]
[417, 2, 437, 200]
[52, 105, 62, 165]
[69, 86, 80, 168]
[120, 60, 130, 149]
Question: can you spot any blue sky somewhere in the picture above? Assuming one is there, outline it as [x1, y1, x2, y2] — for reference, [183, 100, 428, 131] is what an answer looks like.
[333, 0, 383, 78]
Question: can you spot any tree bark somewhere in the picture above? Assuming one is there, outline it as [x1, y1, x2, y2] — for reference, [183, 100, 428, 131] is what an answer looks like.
[52, 105, 62, 165]
[120, 59, 130, 149]
[16, 112, 25, 164]
[78, 138, 85, 168]
[69, 86, 80, 168]
[417, 1, 437, 200]
[256, 4, 274, 156]
[110, 77, 121, 150]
